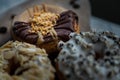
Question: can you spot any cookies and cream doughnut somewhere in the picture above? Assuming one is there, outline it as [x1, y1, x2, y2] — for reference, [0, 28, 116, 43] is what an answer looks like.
[0, 41, 55, 80]
[12, 4, 80, 55]
[57, 31, 120, 80]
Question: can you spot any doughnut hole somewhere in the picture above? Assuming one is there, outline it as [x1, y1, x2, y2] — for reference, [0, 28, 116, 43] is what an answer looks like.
[7, 57, 21, 75]
[3, 52, 29, 76]
[2, 47, 31, 76]
[92, 43, 106, 60]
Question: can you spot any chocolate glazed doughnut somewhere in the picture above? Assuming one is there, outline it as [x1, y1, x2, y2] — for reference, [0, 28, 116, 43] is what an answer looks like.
[12, 4, 80, 57]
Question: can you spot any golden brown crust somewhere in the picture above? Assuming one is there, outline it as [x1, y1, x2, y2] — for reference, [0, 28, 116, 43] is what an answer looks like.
[13, 4, 66, 23]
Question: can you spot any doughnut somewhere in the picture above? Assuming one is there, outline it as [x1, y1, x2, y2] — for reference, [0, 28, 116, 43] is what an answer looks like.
[12, 4, 80, 55]
[57, 31, 120, 80]
[0, 41, 55, 80]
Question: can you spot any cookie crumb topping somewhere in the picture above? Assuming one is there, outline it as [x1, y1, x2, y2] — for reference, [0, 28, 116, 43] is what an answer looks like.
[57, 31, 120, 80]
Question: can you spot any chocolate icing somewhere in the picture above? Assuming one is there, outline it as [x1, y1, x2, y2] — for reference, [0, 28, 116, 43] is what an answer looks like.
[12, 10, 79, 44]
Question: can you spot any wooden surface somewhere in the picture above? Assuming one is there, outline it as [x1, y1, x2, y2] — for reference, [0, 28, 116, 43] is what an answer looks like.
[0, 0, 91, 45]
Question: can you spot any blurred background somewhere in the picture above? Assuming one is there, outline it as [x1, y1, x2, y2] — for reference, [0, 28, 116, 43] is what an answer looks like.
[89, 0, 120, 36]
[90, 0, 120, 25]
[1, 0, 120, 24]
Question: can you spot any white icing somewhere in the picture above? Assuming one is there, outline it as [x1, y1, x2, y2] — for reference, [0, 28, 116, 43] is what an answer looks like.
[57, 31, 120, 80]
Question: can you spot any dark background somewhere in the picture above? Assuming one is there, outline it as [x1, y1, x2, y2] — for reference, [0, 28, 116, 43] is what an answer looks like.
[90, 0, 120, 24]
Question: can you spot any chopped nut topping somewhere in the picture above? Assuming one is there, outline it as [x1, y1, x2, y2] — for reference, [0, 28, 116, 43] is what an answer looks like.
[28, 5, 59, 39]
